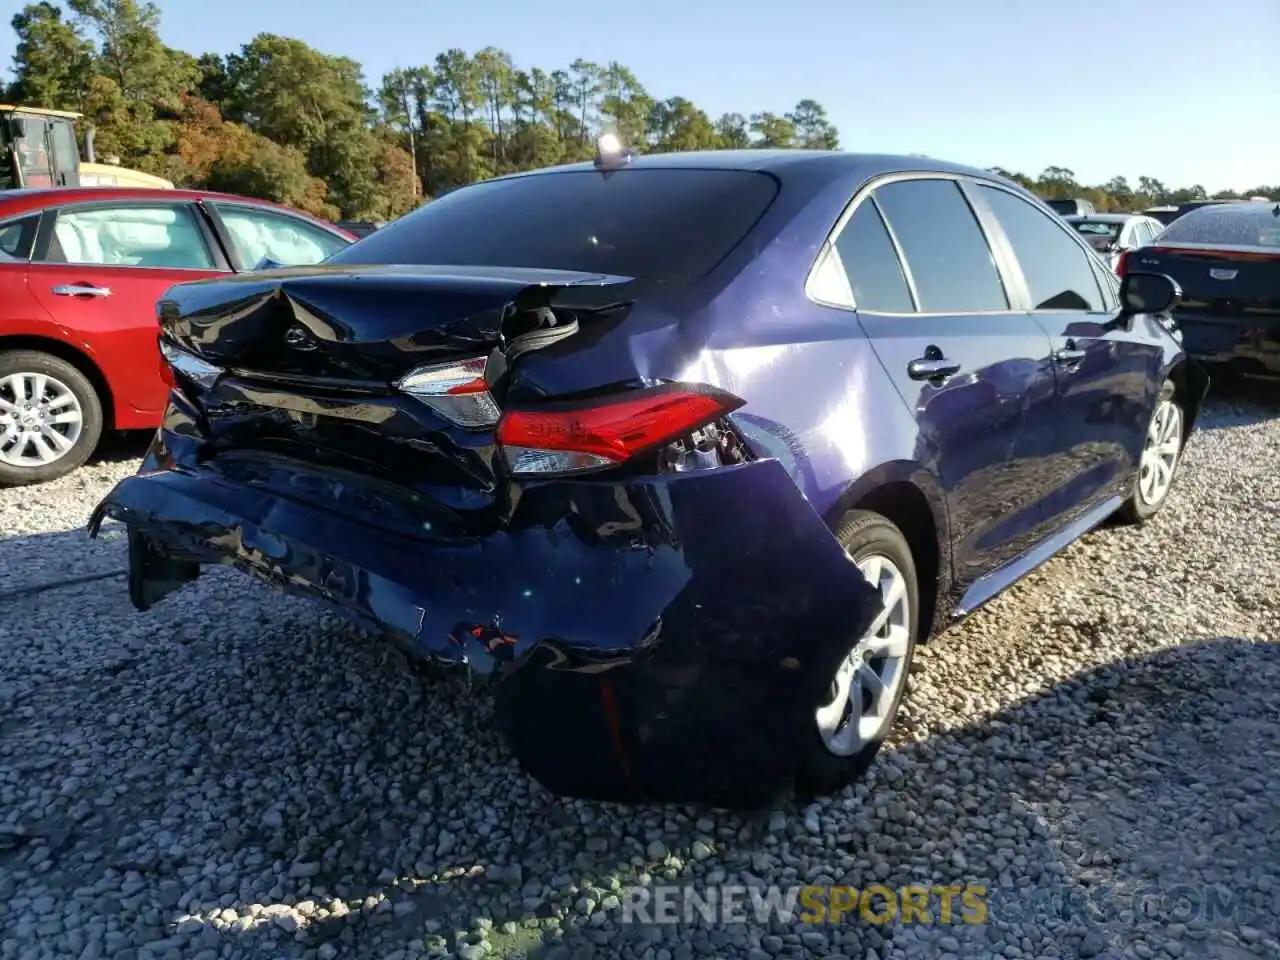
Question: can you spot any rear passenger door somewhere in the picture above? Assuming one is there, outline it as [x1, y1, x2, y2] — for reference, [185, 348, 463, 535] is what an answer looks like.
[25, 200, 230, 419]
[833, 176, 1060, 590]
[972, 184, 1158, 530]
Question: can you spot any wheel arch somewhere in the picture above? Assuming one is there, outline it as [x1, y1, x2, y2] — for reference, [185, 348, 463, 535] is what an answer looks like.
[825, 461, 952, 642]
[0, 334, 118, 429]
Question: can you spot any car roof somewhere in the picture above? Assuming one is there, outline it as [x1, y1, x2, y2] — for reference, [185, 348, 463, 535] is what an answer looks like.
[0, 186, 349, 235]
[484, 149, 1012, 190]
[1181, 200, 1278, 217]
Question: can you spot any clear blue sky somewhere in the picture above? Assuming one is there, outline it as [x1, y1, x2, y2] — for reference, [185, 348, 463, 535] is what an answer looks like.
[4, 0, 1277, 191]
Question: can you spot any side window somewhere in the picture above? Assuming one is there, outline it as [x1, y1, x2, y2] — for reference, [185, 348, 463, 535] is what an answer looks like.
[14, 117, 54, 187]
[977, 185, 1105, 312]
[0, 215, 40, 259]
[40, 204, 215, 269]
[213, 204, 349, 268]
[872, 179, 1009, 312]
[832, 199, 914, 312]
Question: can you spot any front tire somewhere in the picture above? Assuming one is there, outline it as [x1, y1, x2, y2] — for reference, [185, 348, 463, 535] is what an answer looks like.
[0, 350, 104, 487]
[796, 510, 919, 798]
[1115, 379, 1183, 525]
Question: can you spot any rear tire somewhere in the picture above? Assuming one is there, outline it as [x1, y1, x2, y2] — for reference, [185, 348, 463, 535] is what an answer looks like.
[796, 510, 919, 798]
[1114, 379, 1183, 525]
[0, 350, 104, 487]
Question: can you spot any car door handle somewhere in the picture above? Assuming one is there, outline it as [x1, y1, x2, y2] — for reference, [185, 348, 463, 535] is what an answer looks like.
[52, 284, 111, 298]
[907, 354, 961, 381]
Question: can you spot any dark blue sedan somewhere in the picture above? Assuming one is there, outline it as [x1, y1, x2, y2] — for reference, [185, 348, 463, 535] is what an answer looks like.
[91, 145, 1208, 808]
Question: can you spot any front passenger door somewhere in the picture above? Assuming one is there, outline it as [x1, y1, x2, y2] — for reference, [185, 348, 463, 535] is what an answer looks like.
[972, 184, 1160, 531]
[205, 202, 351, 270]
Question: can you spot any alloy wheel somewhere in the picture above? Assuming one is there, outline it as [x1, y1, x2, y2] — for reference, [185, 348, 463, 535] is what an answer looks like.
[815, 554, 912, 757]
[1138, 398, 1182, 506]
[0, 372, 85, 468]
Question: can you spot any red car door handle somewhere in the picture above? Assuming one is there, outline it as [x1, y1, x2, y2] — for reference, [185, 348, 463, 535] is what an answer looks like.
[52, 284, 111, 298]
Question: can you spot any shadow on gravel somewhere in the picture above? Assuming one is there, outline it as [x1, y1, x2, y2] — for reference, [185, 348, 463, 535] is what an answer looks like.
[91, 430, 154, 465]
[1194, 374, 1280, 430]
[2, 548, 1277, 960]
[0, 525, 126, 598]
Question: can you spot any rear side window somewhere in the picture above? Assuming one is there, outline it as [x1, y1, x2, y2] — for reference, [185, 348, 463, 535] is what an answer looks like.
[833, 201, 914, 312]
[41, 204, 215, 269]
[0, 215, 39, 259]
[872, 179, 1009, 312]
[329, 169, 780, 284]
[978, 185, 1104, 312]
[1159, 206, 1280, 247]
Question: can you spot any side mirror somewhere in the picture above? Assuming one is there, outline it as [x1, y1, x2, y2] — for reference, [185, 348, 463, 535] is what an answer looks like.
[1119, 271, 1181, 316]
[9, 116, 27, 138]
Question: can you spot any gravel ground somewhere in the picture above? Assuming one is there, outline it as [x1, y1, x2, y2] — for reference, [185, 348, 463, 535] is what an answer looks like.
[1, 386, 1277, 960]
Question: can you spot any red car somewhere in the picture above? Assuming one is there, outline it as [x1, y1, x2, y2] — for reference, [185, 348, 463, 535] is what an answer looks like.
[0, 187, 355, 485]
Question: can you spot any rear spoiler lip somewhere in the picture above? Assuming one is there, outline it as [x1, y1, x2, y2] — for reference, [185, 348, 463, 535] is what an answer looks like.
[1146, 241, 1280, 259]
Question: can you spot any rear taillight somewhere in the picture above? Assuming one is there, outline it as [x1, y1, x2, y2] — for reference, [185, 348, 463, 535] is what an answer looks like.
[159, 346, 174, 388]
[1114, 249, 1130, 277]
[396, 356, 501, 429]
[496, 383, 745, 477]
[159, 339, 223, 390]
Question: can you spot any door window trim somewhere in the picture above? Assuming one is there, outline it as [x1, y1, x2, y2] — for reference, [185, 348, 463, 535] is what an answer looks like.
[805, 170, 1031, 317]
[203, 200, 351, 272]
[963, 180, 1109, 314]
[30, 199, 232, 272]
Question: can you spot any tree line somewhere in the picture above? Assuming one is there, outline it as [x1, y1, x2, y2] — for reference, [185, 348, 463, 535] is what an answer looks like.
[6, 1, 1278, 223]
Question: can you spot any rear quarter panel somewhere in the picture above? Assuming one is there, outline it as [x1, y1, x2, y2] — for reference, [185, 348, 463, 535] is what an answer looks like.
[506, 166, 953, 585]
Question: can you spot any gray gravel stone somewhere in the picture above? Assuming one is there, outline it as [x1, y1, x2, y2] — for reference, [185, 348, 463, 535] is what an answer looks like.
[0, 393, 1277, 959]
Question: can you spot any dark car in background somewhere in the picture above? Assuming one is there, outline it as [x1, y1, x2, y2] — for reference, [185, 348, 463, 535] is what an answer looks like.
[1174, 199, 1229, 221]
[1144, 206, 1180, 226]
[1065, 213, 1165, 272]
[92, 149, 1205, 807]
[1045, 197, 1096, 217]
[336, 219, 385, 238]
[1123, 202, 1280, 378]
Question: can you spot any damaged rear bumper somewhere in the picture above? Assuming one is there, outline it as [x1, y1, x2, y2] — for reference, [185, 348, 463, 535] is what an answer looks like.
[90, 449, 879, 807]
[1175, 312, 1280, 377]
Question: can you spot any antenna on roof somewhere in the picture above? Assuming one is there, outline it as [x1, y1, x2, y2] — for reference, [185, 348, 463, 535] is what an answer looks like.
[594, 131, 633, 171]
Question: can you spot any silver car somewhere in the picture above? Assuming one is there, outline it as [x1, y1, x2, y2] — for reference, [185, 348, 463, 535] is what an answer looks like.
[1064, 213, 1165, 272]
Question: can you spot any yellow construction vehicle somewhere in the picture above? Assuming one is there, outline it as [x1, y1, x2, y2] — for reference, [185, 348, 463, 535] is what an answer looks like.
[0, 103, 174, 190]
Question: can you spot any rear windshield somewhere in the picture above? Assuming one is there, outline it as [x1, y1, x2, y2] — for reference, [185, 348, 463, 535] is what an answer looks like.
[328, 168, 780, 284]
[1159, 205, 1280, 248]
[1070, 220, 1123, 240]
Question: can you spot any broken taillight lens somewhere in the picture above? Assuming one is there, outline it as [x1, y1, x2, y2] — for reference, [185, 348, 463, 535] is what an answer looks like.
[396, 356, 501, 429]
[159, 338, 224, 390]
[496, 383, 745, 476]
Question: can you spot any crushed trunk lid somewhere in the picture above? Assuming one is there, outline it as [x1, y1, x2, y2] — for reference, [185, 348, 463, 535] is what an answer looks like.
[156, 264, 637, 520]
